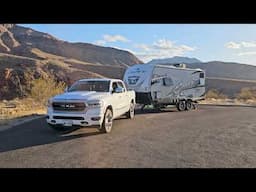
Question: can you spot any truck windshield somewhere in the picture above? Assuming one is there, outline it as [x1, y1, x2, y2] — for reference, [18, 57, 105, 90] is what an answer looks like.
[68, 81, 110, 92]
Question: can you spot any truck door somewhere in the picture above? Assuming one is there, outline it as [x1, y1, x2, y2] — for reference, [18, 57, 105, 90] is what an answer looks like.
[111, 81, 126, 117]
[117, 81, 128, 114]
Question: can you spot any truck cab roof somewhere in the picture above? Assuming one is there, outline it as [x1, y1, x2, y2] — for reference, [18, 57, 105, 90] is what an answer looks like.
[78, 78, 122, 82]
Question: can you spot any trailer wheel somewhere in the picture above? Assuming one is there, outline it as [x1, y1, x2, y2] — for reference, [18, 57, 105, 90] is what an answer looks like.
[177, 101, 186, 111]
[185, 100, 192, 111]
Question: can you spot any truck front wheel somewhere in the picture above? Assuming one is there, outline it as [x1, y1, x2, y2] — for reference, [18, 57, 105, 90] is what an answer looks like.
[99, 108, 113, 133]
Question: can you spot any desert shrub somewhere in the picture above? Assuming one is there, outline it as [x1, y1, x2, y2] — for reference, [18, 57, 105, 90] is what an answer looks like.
[206, 89, 228, 99]
[236, 87, 256, 100]
[29, 76, 66, 106]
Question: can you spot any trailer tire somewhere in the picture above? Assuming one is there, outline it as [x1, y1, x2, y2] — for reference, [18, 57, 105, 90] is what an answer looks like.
[177, 100, 186, 111]
[185, 100, 192, 111]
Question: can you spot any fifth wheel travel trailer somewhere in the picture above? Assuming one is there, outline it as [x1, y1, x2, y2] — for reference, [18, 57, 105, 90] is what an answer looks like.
[123, 63, 206, 111]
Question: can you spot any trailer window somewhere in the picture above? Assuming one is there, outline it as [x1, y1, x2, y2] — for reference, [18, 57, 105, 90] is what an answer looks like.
[200, 72, 204, 78]
[163, 77, 173, 86]
[128, 76, 139, 85]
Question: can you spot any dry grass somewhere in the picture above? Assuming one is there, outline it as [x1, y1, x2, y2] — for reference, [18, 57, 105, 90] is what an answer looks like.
[0, 98, 46, 126]
[0, 76, 65, 124]
[31, 48, 65, 60]
[206, 89, 228, 99]
[236, 87, 256, 100]
[29, 76, 66, 106]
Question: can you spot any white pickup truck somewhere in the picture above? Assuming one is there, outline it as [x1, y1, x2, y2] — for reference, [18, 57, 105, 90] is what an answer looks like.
[46, 78, 136, 133]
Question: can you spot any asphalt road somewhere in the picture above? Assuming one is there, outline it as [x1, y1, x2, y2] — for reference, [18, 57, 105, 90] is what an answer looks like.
[0, 105, 256, 168]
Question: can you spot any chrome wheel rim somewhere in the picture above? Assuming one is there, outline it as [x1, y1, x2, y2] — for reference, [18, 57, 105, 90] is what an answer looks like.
[179, 102, 185, 110]
[105, 110, 113, 132]
[187, 102, 192, 109]
[130, 103, 135, 118]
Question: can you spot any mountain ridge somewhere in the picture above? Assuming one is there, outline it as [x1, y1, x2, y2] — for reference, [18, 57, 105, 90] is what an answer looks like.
[147, 56, 256, 81]
[148, 56, 202, 65]
[0, 24, 143, 67]
[1, 24, 256, 100]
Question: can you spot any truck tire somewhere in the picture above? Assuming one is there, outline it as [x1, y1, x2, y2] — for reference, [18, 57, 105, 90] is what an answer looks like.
[99, 108, 113, 133]
[126, 101, 135, 119]
[185, 100, 192, 111]
[177, 101, 186, 111]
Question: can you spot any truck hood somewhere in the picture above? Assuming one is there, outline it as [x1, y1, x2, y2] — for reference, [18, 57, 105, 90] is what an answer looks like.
[52, 91, 110, 101]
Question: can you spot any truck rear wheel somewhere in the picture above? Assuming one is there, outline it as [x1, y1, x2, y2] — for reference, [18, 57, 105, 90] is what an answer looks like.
[177, 101, 186, 111]
[99, 109, 113, 133]
[126, 101, 135, 119]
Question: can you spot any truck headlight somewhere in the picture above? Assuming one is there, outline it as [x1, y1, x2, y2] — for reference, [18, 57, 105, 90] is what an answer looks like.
[87, 100, 103, 108]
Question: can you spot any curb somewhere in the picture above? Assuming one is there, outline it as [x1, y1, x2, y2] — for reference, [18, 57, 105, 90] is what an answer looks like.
[199, 103, 256, 108]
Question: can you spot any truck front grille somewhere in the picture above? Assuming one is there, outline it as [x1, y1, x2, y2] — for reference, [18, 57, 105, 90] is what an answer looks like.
[53, 116, 85, 120]
[52, 102, 86, 111]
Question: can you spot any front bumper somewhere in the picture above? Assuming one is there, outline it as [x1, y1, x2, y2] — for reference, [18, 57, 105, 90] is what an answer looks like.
[46, 107, 104, 127]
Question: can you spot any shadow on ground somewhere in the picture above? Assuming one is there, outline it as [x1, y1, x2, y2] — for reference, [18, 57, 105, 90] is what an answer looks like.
[0, 117, 104, 153]
[0, 106, 186, 153]
[135, 106, 179, 115]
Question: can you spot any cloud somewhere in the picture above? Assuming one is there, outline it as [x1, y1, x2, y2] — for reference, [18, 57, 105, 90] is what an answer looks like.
[103, 34, 129, 43]
[94, 34, 130, 46]
[225, 41, 241, 49]
[134, 39, 196, 62]
[241, 41, 256, 48]
[238, 51, 256, 56]
[153, 39, 174, 49]
[225, 41, 256, 49]
[94, 40, 106, 46]
[180, 45, 195, 51]
[134, 44, 151, 51]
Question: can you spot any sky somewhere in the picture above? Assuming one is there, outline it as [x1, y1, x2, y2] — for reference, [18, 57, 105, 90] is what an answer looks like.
[20, 24, 256, 65]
